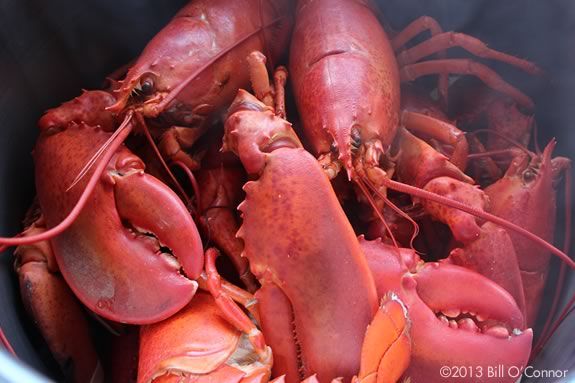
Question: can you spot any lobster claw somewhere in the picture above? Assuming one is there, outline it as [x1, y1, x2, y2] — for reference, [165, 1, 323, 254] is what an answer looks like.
[111, 151, 204, 280]
[407, 262, 533, 382]
[361, 238, 532, 383]
[34, 124, 202, 324]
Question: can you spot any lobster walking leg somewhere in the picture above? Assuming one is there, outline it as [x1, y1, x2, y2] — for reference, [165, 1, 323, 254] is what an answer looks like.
[195, 144, 258, 292]
[390, 16, 449, 106]
[396, 32, 542, 75]
[204, 248, 269, 361]
[400, 59, 534, 109]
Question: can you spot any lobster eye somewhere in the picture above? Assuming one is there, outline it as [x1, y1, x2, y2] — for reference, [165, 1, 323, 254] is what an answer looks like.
[140, 77, 155, 95]
[522, 169, 536, 183]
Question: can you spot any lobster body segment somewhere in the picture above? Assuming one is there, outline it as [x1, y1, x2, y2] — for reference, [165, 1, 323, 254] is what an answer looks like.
[224, 90, 378, 382]
[138, 291, 271, 383]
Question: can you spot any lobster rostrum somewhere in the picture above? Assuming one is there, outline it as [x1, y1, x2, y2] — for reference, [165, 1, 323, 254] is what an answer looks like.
[9, 90, 204, 324]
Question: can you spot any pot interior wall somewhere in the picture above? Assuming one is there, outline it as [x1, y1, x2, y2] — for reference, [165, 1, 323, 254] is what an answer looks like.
[0, 0, 573, 381]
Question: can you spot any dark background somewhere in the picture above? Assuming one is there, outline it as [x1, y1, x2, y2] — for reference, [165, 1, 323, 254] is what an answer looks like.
[0, 0, 573, 381]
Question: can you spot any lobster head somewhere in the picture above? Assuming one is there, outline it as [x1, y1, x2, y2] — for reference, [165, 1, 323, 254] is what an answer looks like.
[34, 121, 204, 324]
[485, 140, 571, 271]
[108, 0, 294, 127]
[360, 238, 532, 383]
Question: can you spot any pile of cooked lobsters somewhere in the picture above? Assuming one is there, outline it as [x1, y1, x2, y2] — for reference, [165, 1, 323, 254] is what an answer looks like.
[1, 0, 572, 382]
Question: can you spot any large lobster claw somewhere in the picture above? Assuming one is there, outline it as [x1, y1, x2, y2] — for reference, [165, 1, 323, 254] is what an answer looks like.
[34, 124, 203, 324]
[361, 238, 532, 383]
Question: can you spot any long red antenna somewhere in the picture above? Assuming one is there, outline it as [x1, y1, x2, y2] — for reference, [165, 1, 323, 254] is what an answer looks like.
[0, 116, 134, 247]
[381, 177, 575, 269]
[0, 327, 16, 357]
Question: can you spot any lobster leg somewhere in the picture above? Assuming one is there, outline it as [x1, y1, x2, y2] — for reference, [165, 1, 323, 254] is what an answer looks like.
[396, 32, 542, 75]
[401, 110, 469, 170]
[205, 248, 270, 362]
[390, 16, 449, 107]
[400, 59, 534, 109]
[421, 176, 487, 243]
[197, 273, 260, 323]
[394, 128, 526, 311]
[361, 238, 533, 383]
[224, 60, 378, 381]
[248, 51, 275, 108]
[467, 134, 503, 184]
[196, 157, 258, 292]
[158, 125, 208, 170]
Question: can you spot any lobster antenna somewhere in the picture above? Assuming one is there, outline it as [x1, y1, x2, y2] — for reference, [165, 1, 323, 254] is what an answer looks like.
[0, 327, 16, 357]
[380, 177, 575, 269]
[172, 160, 202, 213]
[356, 178, 400, 251]
[152, 15, 289, 114]
[66, 113, 134, 191]
[468, 129, 532, 156]
[533, 161, 572, 354]
[363, 178, 420, 250]
[468, 148, 525, 160]
[532, 119, 542, 154]
[134, 113, 191, 208]
[531, 293, 575, 359]
[0, 117, 134, 247]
